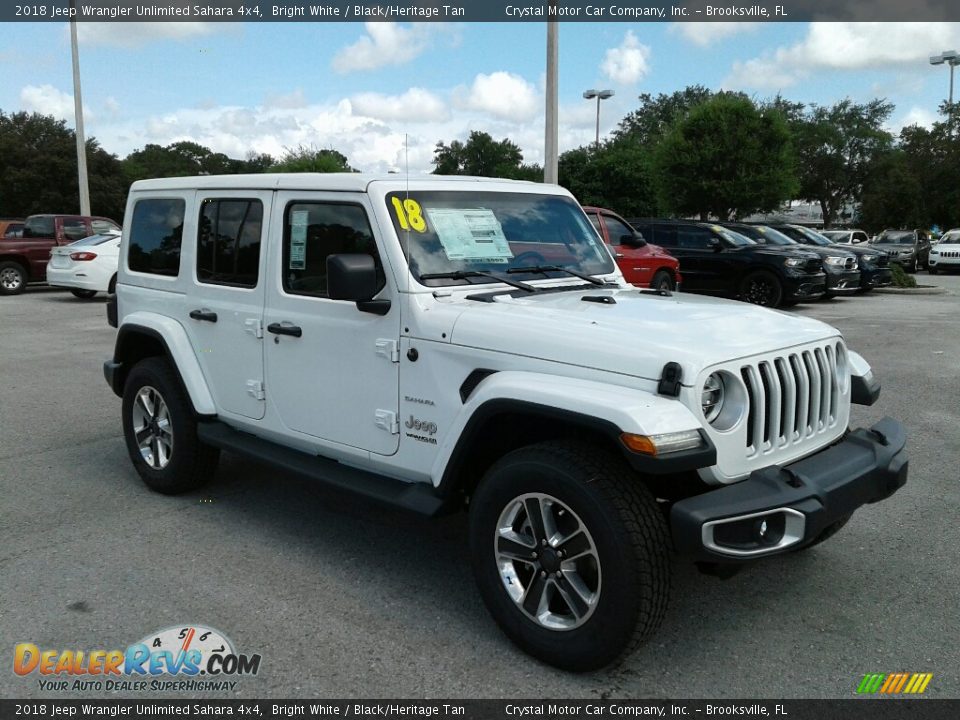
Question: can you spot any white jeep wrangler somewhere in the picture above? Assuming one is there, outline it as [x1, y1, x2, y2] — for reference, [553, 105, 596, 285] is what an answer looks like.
[104, 174, 908, 671]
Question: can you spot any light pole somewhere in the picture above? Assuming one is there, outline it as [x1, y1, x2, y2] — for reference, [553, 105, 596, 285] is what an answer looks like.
[582, 89, 614, 147]
[69, 0, 90, 216]
[544, 18, 559, 184]
[929, 50, 959, 106]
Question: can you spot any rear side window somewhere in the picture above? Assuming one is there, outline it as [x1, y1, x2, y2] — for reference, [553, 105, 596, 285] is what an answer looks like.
[62, 218, 89, 241]
[652, 225, 678, 247]
[676, 226, 716, 250]
[196, 198, 263, 288]
[282, 202, 384, 298]
[3, 223, 23, 238]
[128, 198, 185, 276]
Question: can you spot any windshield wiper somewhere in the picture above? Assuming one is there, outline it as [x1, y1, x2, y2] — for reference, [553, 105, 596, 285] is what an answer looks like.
[507, 264, 606, 286]
[419, 270, 536, 292]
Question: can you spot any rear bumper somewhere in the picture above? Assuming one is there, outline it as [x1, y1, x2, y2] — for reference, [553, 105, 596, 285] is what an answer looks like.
[45, 266, 108, 292]
[670, 417, 908, 562]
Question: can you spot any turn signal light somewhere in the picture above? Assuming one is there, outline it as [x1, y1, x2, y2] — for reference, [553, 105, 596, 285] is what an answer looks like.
[70, 252, 97, 261]
[620, 429, 703, 456]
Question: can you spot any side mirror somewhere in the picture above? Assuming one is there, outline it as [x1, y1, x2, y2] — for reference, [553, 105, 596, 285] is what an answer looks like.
[621, 232, 646, 247]
[327, 254, 390, 315]
[708, 237, 722, 251]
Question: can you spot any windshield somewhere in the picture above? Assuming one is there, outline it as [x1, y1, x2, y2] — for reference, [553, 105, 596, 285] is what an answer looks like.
[820, 231, 849, 242]
[788, 225, 833, 246]
[733, 225, 795, 246]
[709, 225, 754, 246]
[938, 231, 960, 244]
[68, 233, 118, 247]
[877, 231, 915, 244]
[386, 191, 615, 286]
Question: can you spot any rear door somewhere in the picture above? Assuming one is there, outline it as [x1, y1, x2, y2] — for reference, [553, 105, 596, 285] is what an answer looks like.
[183, 191, 271, 420]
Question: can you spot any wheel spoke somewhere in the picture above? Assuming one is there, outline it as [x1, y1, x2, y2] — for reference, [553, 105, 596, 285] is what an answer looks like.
[556, 530, 592, 561]
[150, 437, 161, 469]
[135, 426, 153, 446]
[497, 533, 536, 561]
[524, 497, 547, 544]
[555, 573, 592, 619]
[137, 391, 154, 420]
[521, 572, 549, 616]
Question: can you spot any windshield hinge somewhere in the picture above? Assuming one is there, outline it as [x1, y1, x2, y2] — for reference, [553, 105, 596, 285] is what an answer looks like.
[375, 410, 400, 434]
[244, 318, 263, 339]
[246, 380, 265, 401]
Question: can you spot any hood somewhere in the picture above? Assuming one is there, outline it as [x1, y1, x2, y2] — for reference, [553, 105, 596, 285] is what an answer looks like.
[872, 242, 914, 252]
[838, 245, 880, 259]
[448, 286, 839, 385]
[793, 244, 855, 258]
[732, 245, 819, 259]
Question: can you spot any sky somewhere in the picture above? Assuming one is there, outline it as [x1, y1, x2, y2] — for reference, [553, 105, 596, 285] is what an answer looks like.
[2, 20, 959, 173]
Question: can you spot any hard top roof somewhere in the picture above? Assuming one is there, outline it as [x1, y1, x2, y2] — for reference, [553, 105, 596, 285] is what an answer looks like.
[129, 173, 545, 193]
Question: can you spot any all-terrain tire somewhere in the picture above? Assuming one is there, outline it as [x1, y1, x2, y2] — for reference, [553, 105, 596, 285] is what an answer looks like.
[122, 357, 219, 494]
[469, 440, 670, 671]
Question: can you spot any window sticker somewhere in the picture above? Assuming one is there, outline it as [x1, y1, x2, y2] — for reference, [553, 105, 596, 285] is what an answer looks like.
[424, 208, 513, 263]
[289, 210, 308, 270]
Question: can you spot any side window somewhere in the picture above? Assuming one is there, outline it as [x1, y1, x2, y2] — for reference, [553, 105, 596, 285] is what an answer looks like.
[62, 219, 89, 241]
[128, 198, 185, 277]
[23, 216, 55, 238]
[587, 214, 603, 239]
[282, 202, 384, 298]
[676, 226, 715, 249]
[602, 215, 635, 247]
[653, 225, 677, 247]
[91, 219, 119, 235]
[4, 223, 24, 238]
[196, 198, 263, 288]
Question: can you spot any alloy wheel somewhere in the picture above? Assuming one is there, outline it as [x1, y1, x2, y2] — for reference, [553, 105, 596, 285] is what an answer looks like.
[131, 386, 174, 470]
[0, 267, 23, 291]
[494, 493, 601, 631]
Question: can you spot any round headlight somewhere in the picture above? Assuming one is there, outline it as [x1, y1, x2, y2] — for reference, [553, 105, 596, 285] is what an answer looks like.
[701, 372, 725, 423]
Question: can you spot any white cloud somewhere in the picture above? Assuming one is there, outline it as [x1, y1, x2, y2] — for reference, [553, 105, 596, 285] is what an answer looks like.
[894, 106, 938, 131]
[76, 22, 220, 48]
[457, 72, 539, 122]
[332, 22, 455, 73]
[264, 89, 308, 110]
[20, 85, 84, 121]
[668, 22, 760, 47]
[726, 22, 960, 90]
[600, 31, 651, 85]
[350, 88, 448, 122]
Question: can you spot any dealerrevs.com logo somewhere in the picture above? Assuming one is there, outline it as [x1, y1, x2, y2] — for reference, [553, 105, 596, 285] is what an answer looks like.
[14, 624, 262, 692]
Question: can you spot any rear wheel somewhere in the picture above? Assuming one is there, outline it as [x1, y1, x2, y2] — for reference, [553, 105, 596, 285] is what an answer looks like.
[122, 357, 219, 494]
[739, 270, 783, 308]
[470, 441, 670, 671]
[70, 288, 98, 299]
[0, 261, 27, 295]
[651, 269, 675, 293]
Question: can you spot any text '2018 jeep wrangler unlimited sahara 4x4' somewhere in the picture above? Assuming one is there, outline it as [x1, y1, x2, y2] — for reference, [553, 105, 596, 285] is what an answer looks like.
[104, 175, 908, 672]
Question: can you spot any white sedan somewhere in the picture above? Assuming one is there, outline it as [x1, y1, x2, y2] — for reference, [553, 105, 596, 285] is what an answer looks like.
[46, 232, 120, 298]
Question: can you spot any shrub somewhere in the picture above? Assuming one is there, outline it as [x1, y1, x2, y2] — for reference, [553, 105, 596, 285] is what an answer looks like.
[890, 263, 917, 288]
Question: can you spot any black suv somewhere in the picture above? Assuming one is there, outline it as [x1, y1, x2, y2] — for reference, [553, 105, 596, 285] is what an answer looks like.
[771, 223, 892, 292]
[871, 230, 931, 272]
[628, 219, 825, 308]
[721, 222, 860, 298]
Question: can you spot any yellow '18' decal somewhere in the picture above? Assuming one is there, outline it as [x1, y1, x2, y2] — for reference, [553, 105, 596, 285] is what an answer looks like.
[392, 197, 426, 233]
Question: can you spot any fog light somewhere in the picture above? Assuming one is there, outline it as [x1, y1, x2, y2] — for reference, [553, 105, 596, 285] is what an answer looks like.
[702, 508, 805, 557]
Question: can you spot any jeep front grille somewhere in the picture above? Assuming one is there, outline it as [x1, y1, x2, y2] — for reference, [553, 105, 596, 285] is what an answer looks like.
[740, 345, 840, 456]
[940, 250, 960, 258]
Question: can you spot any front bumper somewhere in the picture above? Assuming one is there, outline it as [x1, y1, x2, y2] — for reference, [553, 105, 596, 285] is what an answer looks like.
[825, 269, 861, 295]
[782, 272, 826, 302]
[929, 255, 960, 269]
[860, 267, 892, 288]
[670, 417, 908, 562]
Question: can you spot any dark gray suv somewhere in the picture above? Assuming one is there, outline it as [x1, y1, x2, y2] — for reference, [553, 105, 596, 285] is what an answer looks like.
[871, 230, 931, 273]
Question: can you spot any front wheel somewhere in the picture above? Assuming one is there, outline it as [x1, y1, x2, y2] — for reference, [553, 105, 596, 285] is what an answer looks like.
[122, 357, 219, 494]
[928, 266, 938, 275]
[70, 288, 98, 299]
[739, 270, 783, 308]
[650, 269, 675, 293]
[0, 261, 27, 295]
[470, 441, 670, 671]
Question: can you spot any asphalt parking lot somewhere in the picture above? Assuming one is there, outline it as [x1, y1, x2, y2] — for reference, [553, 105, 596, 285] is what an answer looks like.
[2, 277, 958, 700]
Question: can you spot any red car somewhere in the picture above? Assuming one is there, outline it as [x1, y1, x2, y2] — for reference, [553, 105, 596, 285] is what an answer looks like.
[582, 206, 680, 290]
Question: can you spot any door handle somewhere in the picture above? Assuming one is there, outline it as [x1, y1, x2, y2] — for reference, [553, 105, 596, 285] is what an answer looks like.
[189, 309, 218, 323]
[267, 322, 302, 338]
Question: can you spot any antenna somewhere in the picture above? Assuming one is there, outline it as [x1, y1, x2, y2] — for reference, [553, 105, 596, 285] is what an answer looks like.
[405, 132, 410, 200]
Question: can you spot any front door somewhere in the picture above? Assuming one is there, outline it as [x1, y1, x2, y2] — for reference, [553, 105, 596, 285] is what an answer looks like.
[184, 191, 271, 420]
[601, 212, 651, 286]
[264, 193, 400, 456]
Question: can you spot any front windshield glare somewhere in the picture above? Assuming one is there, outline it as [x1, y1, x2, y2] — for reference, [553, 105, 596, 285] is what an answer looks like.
[386, 191, 615, 286]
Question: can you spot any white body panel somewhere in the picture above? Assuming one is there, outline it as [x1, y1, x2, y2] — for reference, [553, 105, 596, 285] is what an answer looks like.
[928, 240, 960, 269]
[47, 236, 120, 292]
[115, 174, 863, 488]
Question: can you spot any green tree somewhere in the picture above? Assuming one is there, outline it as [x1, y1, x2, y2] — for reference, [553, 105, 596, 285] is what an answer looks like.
[122, 140, 262, 182]
[858, 149, 926, 231]
[0, 111, 126, 220]
[559, 139, 657, 217]
[270, 145, 355, 173]
[432, 130, 539, 179]
[613, 85, 721, 145]
[789, 99, 894, 228]
[651, 94, 797, 220]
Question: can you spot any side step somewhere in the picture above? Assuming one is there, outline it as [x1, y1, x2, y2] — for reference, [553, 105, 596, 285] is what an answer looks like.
[197, 421, 452, 517]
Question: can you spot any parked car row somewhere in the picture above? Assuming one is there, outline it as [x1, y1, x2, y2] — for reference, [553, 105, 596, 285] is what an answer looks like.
[0, 213, 120, 295]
